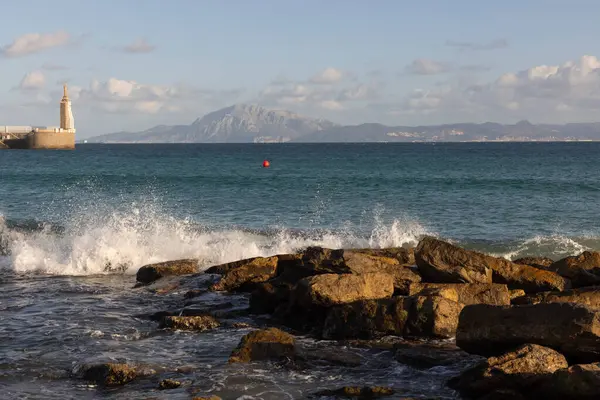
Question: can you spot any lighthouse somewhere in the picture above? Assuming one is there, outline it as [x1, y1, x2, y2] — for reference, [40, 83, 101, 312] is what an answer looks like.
[60, 84, 75, 132]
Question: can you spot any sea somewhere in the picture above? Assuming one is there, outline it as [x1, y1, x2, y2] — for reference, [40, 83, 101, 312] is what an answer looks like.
[1, 142, 599, 399]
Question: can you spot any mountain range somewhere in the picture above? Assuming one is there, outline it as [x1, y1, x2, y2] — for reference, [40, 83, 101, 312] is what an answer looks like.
[87, 104, 600, 143]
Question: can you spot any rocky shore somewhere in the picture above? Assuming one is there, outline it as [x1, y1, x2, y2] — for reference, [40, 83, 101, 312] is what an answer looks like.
[79, 236, 600, 399]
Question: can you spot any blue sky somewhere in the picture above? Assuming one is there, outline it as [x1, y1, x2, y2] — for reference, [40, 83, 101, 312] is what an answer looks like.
[1, 0, 600, 137]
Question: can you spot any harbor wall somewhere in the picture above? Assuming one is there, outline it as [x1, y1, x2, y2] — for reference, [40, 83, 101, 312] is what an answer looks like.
[27, 131, 75, 149]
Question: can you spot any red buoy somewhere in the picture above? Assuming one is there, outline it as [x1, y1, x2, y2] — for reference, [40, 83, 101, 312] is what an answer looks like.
[262, 160, 270, 168]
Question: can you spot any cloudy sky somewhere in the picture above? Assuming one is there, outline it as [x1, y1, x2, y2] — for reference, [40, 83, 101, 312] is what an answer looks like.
[1, 0, 600, 138]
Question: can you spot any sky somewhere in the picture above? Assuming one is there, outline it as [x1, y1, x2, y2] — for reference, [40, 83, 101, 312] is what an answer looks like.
[1, 0, 600, 138]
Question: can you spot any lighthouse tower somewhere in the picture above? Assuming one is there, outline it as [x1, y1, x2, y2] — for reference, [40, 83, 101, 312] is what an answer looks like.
[60, 84, 75, 132]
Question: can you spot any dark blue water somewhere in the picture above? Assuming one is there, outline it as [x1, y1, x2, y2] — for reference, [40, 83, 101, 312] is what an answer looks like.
[1, 143, 599, 399]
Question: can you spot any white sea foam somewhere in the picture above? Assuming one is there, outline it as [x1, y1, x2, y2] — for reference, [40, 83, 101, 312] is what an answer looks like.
[0, 204, 429, 276]
[491, 234, 594, 260]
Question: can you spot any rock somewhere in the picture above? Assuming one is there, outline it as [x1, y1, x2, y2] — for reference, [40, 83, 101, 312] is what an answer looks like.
[540, 363, 600, 399]
[354, 247, 415, 265]
[477, 389, 528, 400]
[384, 266, 422, 295]
[82, 363, 137, 386]
[408, 283, 510, 306]
[292, 272, 394, 308]
[208, 256, 279, 292]
[228, 327, 296, 363]
[394, 341, 474, 369]
[322, 297, 412, 340]
[513, 256, 554, 270]
[158, 378, 181, 389]
[549, 251, 600, 287]
[415, 236, 493, 283]
[491, 261, 570, 293]
[249, 280, 293, 314]
[404, 296, 464, 338]
[509, 289, 526, 300]
[136, 259, 199, 284]
[448, 343, 568, 398]
[456, 303, 600, 362]
[313, 386, 395, 398]
[512, 286, 600, 309]
[159, 315, 220, 331]
[192, 396, 222, 400]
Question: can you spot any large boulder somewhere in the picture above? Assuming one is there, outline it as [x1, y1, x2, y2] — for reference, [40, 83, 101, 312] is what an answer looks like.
[448, 344, 568, 398]
[354, 247, 415, 265]
[549, 251, 600, 287]
[415, 237, 493, 283]
[394, 341, 474, 369]
[249, 280, 293, 315]
[408, 283, 510, 306]
[512, 286, 600, 309]
[159, 315, 220, 331]
[81, 363, 137, 386]
[456, 303, 600, 362]
[322, 297, 412, 340]
[136, 259, 199, 284]
[513, 256, 555, 270]
[539, 363, 600, 399]
[207, 256, 279, 292]
[404, 295, 464, 338]
[491, 261, 570, 293]
[228, 327, 296, 363]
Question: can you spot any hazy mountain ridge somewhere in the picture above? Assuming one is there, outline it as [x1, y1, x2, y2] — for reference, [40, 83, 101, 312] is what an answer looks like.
[88, 104, 600, 143]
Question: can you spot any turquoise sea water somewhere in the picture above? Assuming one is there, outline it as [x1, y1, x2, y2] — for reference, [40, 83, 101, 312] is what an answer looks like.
[1, 142, 599, 399]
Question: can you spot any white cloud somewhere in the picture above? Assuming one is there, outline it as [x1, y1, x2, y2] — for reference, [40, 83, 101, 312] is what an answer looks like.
[310, 67, 344, 84]
[121, 38, 156, 54]
[405, 59, 451, 75]
[1, 31, 70, 57]
[19, 71, 46, 90]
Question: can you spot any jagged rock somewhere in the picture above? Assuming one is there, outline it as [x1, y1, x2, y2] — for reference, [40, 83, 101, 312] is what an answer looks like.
[207, 256, 279, 292]
[159, 315, 220, 331]
[394, 341, 474, 369]
[456, 303, 600, 362]
[404, 296, 464, 339]
[549, 251, 600, 287]
[513, 256, 554, 270]
[448, 344, 568, 397]
[354, 247, 415, 265]
[491, 261, 570, 293]
[158, 378, 181, 389]
[313, 386, 395, 398]
[408, 283, 510, 306]
[415, 237, 493, 283]
[81, 363, 137, 386]
[509, 289, 526, 300]
[512, 286, 600, 309]
[228, 327, 295, 363]
[322, 297, 412, 340]
[136, 259, 199, 284]
[539, 363, 600, 399]
[291, 272, 394, 308]
[249, 279, 293, 314]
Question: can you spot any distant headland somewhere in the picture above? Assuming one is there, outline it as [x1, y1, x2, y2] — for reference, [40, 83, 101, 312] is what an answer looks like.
[0, 84, 76, 150]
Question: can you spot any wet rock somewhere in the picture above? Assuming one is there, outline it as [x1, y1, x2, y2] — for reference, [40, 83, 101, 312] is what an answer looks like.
[491, 261, 570, 293]
[539, 363, 600, 399]
[512, 286, 600, 309]
[448, 343, 568, 398]
[184, 289, 205, 299]
[415, 236, 493, 284]
[192, 396, 222, 400]
[313, 386, 395, 398]
[404, 295, 464, 338]
[228, 327, 296, 363]
[159, 315, 220, 331]
[297, 345, 363, 367]
[292, 272, 394, 308]
[322, 297, 412, 340]
[249, 279, 293, 314]
[513, 256, 555, 270]
[549, 251, 600, 287]
[136, 259, 199, 284]
[394, 341, 474, 369]
[158, 378, 181, 390]
[408, 283, 510, 306]
[231, 322, 253, 329]
[509, 289, 526, 300]
[82, 363, 137, 386]
[208, 256, 279, 292]
[456, 303, 600, 362]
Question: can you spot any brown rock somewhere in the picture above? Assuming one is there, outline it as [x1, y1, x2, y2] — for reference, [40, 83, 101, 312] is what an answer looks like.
[249, 280, 293, 314]
[354, 247, 415, 265]
[313, 386, 395, 398]
[136, 259, 199, 284]
[540, 363, 600, 399]
[491, 261, 570, 293]
[82, 363, 137, 386]
[408, 283, 510, 306]
[159, 315, 220, 331]
[513, 256, 554, 270]
[512, 286, 600, 309]
[292, 272, 394, 308]
[456, 303, 600, 362]
[208, 256, 279, 292]
[158, 378, 181, 390]
[192, 396, 222, 400]
[509, 289, 526, 300]
[228, 327, 295, 363]
[448, 344, 568, 397]
[322, 297, 412, 340]
[404, 296, 464, 339]
[394, 341, 473, 369]
[415, 237, 493, 284]
[549, 251, 600, 287]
